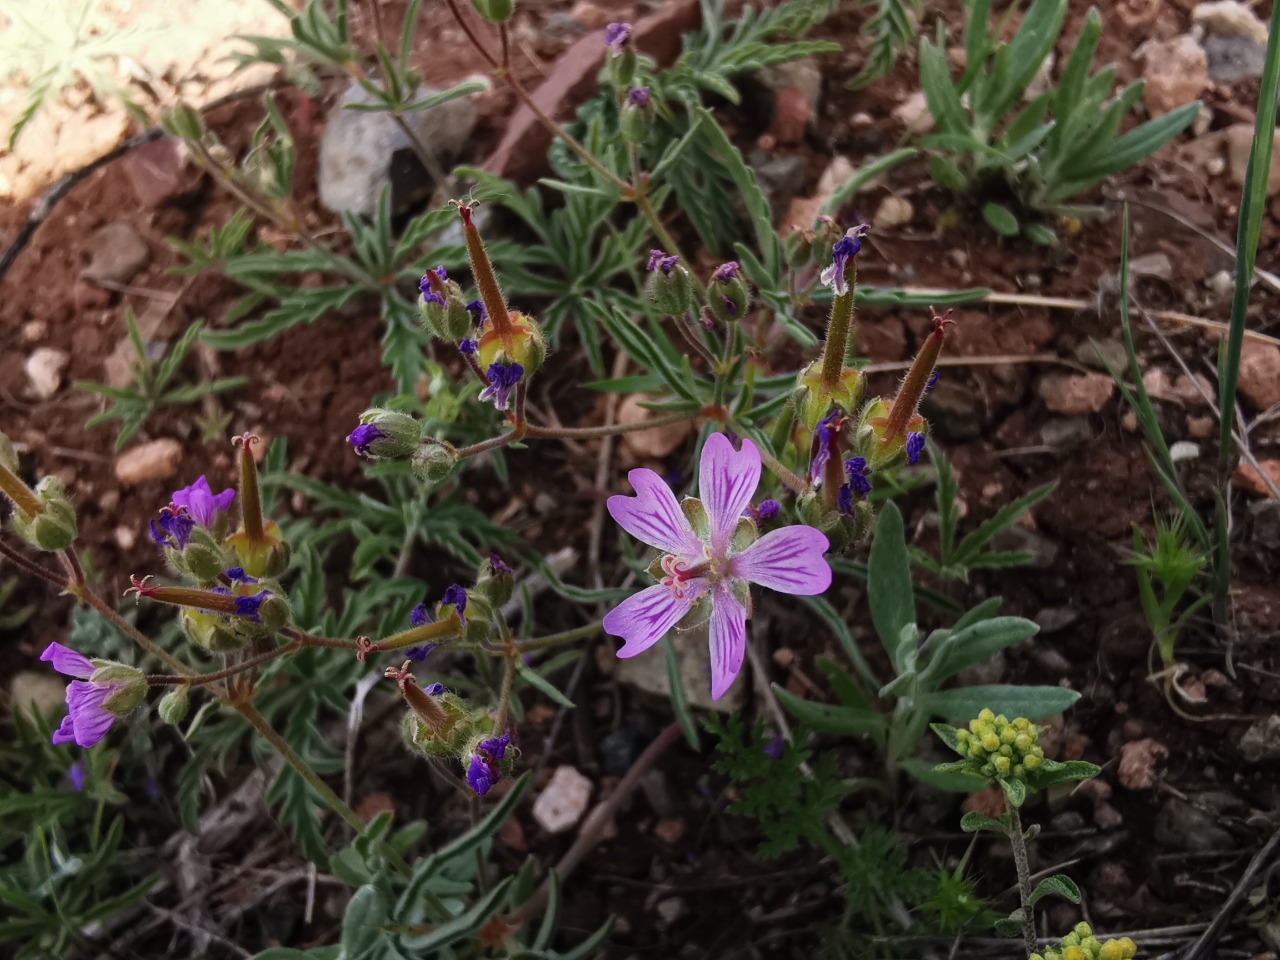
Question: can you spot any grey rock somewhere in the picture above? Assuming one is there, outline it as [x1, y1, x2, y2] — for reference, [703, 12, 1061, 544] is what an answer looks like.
[992, 526, 1058, 570]
[1239, 714, 1280, 763]
[1154, 797, 1235, 852]
[1074, 338, 1128, 372]
[1035, 607, 1079, 636]
[655, 897, 686, 927]
[24, 347, 69, 400]
[318, 80, 481, 218]
[1249, 499, 1280, 552]
[1031, 647, 1073, 675]
[82, 221, 150, 285]
[1040, 417, 1093, 447]
[615, 620, 742, 713]
[921, 381, 986, 441]
[1170, 440, 1201, 462]
[1204, 33, 1268, 83]
[1129, 252, 1174, 280]
[542, 11, 585, 38]
[751, 153, 808, 221]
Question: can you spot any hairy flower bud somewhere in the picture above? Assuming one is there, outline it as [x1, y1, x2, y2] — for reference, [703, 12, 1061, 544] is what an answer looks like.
[348, 409, 421, 460]
[476, 310, 545, 376]
[158, 686, 190, 725]
[11, 476, 78, 551]
[171, 527, 232, 584]
[706, 261, 750, 324]
[474, 552, 514, 607]
[621, 86, 654, 143]
[644, 251, 694, 316]
[411, 442, 459, 491]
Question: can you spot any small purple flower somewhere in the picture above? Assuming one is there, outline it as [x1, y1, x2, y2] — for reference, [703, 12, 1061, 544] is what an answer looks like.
[626, 86, 650, 108]
[604, 21, 631, 55]
[906, 432, 925, 466]
[479, 362, 524, 412]
[149, 505, 194, 551]
[348, 423, 386, 457]
[68, 761, 86, 791]
[465, 731, 512, 796]
[646, 249, 679, 273]
[489, 552, 513, 574]
[406, 603, 435, 660]
[171, 476, 235, 528]
[424, 682, 446, 695]
[442, 584, 468, 617]
[145, 777, 161, 798]
[711, 261, 740, 283]
[809, 412, 840, 483]
[40, 643, 120, 749]
[419, 268, 447, 306]
[604, 434, 832, 700]
[751, 499, 780, 522]
[924, 370, 940, 395]
[233, 590, 271, 622]
[465, 300, 486, 325]
[459, 338, 478, 355]
[466, 754, 497, 795]
[762, 734, 784, 760]
[225, 567, 257, 584]
[837, 457, 871, 516]
[819, 225, 870, 296]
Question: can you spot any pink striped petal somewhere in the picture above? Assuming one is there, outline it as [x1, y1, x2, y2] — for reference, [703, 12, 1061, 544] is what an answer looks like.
[40, 642, 95, 679]
[604, 582, 704, 658]
[708, 586, 748, 701]
[731, 525, 832, 596]
[608, 469, 701, 557]
[699, 434, 760, 554]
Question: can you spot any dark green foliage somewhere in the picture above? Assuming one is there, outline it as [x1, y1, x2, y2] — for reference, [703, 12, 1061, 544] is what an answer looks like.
[707, 713, 843, 859]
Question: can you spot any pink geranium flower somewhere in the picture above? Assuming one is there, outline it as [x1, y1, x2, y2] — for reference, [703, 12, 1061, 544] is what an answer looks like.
[603, 433, 832, 700]
[40, 643, 127, 748]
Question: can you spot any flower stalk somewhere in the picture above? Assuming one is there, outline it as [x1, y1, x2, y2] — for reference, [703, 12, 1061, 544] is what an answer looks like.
[234, 434, 265, 542]
[880, 309, 953, 446]
[0, 462, 42, 518]
[458, 203, 515, 352]
[357, 610, 464, 659]
[819, 285, 856, 394]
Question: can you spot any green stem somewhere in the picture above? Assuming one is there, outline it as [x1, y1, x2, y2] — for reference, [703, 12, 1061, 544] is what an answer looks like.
[1007, 804, 1037, 956]
[728, 420, 806, 495]
[80, 588, 194, 677]
[819, 288, 855, 393]
[512, 621, 602, 655]
[0, 462, 42, 518]
[525, 409, 697, 441]
[147, 641, 299, 687]
[235, 701, 412, 871]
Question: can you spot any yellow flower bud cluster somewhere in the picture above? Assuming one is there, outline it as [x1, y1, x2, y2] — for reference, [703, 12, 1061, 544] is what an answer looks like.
[954, 709, 1044, 782]
[1030, 922, 1137, 960]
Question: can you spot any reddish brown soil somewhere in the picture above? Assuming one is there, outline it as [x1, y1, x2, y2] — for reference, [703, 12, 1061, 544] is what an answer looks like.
[3, 1, 1280, 958]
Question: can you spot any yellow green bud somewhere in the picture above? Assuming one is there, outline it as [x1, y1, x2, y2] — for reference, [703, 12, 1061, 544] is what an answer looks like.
[158, 687, 190, 725]
[10, 476, 78, 551]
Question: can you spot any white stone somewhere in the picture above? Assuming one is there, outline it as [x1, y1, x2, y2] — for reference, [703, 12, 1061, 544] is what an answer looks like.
[25, 348, 69, 399]
[1170, 440, 1200, 462]
[318, 79, 483, 217]
[532, 765, 593, 834]
[1192, 1, 1270, 44]
[115, 438, 183, 486]
[891, 90, 933, 134]
[872, 195, 914, 229]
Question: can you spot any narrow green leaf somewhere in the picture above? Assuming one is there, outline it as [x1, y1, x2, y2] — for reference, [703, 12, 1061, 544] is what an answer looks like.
[867, 502, 916, 666]
[924, 684, 1080, 722]
[773, 684, 887, 737]
[515, 658, 575, 709]
[663, 634, 701, 750]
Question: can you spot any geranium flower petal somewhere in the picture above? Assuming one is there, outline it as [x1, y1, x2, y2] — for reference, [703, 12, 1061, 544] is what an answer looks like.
[699, 434, 760, 553]
[39, 642, 95, 679]
[732, 525, 832, 595]
[708, 586, 748, 701]
[608, 469, 700, 556]
[604, 583, 701, 658]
